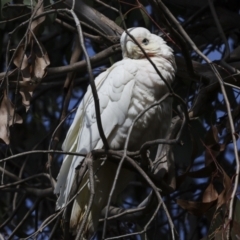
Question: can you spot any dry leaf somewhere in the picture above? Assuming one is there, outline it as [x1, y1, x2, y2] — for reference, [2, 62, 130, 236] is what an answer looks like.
[13, 46, 31, 82]
[13, 46, 32, 111]
[204, 126, 225, 165]
[177, 162, 231, 217]
[177, 198, 217, 216]
[33, 42, 50, 79]
[12, 43, 49, 111]
[13, 46, 28, 70]
[19, 88, 32, 112]
[205, 126, 219, 146]
[216, 167, 232, 209]
[30, 0, 45, 36]
[203, 183, 219, 203]
[0, 92, 23, 144]
[177, 182, 218, 216]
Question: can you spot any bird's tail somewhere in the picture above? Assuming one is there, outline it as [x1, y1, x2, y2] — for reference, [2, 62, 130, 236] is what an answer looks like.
[69, 160, 133, 239]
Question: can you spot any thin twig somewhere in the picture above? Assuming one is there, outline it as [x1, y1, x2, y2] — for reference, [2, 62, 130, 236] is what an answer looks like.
[25, 211, 64, 240]
[118, 5, 173, 93]
[48, 215, 61, 240]
[0, 173, 54, 189]
[69, 9, 109, 150]
[0, 193, 26, 229]
[95, 0, 119, 13]
[140, 105, 186, 156]
[75, 154, 95, 240]
[55, 18, 103, 42]
[8, 198, 41, 239]
[208, 0, 238, 75]
[0, 150, 86, 164]
[102, 93, 169, 238]
[0, 166, 19, 181]
[0, 44, 121, 80]
[48, 35, 81, 189]
[105, 154, 174, 240]
[155, 1, 239, 238]
[100, 191, 153, 222]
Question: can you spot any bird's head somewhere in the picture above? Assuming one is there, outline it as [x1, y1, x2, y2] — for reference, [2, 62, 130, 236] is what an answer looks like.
[120, 27, 173, 61]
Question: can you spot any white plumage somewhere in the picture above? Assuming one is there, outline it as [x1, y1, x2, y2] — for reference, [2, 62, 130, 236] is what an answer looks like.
[55, 27, 176, 238]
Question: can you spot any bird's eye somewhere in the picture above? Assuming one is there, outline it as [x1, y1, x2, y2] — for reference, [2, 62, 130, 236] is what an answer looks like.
[142, 38, 149, 45]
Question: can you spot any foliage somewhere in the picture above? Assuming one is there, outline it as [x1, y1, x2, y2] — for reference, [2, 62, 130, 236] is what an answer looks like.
[0, 0, 240, 239]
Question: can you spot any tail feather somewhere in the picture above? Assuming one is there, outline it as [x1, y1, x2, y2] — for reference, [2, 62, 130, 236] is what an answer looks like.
[69, 160, 133, 238]
[55, 155, 84, 210]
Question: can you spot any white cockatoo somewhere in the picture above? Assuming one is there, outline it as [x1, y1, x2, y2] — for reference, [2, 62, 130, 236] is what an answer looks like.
[54, 27, 176, 239]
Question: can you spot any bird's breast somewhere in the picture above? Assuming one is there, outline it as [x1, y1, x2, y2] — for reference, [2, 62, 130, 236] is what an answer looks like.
[108, 61, 172, 151]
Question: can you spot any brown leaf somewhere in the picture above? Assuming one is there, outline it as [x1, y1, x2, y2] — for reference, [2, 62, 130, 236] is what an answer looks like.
[19, 88, 32, 112]
[216, 168, 232, 209]
[177, 199, 217, 216]
[13, 46, 31, 82]
[0, 92, 23, 144]
[206, 198, 240, 240]
[214, 229, 227, 240]
[177, 180, 220, 216]
[13, 46, 28, 69]
[187, 162, 215, 178]
[13, 46, 33, 111]
[202, 183, 219, 203]
[12, 41, 49, 111]
[18, 81, 38, 91]
[205, 126, 219, 146]
[30, 0, 45, 36]
[33, 42, 50, 80]
[176, 162, 215, 190]
[204, 126, 225, 165]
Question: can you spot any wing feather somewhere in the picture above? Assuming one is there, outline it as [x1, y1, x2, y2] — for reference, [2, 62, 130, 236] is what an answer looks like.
[55, 60, 137, 208]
